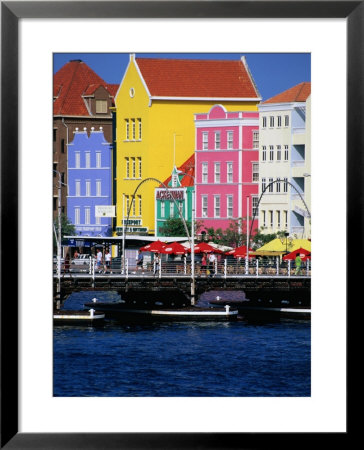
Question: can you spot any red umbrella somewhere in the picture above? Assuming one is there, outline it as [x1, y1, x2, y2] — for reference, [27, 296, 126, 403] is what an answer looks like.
[283, 247, 311, 261]
[160, 242, 188, 255]
[139, 240, 166, 253]
[226, 245, 254, 258]
[189, 242, 223, 254]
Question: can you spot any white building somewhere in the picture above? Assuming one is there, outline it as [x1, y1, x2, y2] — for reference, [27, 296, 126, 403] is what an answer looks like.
[258, 82, 311, 239]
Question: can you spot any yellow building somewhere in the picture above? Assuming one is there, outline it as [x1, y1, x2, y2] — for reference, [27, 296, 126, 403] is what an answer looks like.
[115, 54, 261, 235]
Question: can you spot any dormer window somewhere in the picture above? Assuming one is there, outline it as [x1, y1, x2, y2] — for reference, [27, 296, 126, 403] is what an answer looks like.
[96, 100, 107, 114]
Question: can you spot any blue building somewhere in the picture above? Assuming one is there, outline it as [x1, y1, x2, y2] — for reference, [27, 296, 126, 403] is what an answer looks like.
[67, 127, 113, 237]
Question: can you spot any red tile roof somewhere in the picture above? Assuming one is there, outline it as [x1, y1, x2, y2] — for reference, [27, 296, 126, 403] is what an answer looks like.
[53, 60, 117, 116]
[136, 57, 260, 99]
[162, 154, 195, 188]
[263, 82, 311, 104]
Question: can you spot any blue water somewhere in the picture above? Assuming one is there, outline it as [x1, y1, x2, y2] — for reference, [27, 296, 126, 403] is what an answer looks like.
[53, 291, 311, 397]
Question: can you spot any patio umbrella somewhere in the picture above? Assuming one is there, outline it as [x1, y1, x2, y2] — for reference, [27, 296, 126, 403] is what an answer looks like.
[283, 247, 311, 261]
[139, 240, 166, 253]
[226, 245, 253, 257]
[189, 242, 223, 254]
[160, 241, 188, 255]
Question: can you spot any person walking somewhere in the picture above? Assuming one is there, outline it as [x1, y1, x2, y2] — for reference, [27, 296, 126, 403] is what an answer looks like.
[295, 253, 302, 275]
[201, 252, 207, 276]
[154, 252, 160, 276]
[136, 250, 144, 272]
[104, 248, 111, 274]
[208, 252, 216, 277]
[96, 248, 103, 273]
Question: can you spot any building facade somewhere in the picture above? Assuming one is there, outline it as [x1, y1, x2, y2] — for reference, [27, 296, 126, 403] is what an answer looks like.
[194, 104, 259, 234]
[258, 82, 311, 238]
[67, 127, 113, 237]
[155, 155, 195, 237]
[114, 54, 261, 236]
[53, 59, 118, 220]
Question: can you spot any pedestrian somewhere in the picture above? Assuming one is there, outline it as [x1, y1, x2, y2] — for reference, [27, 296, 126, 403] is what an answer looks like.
[154, 252, 160, 276]
[64, 253, 70, 274]
[74, 249, 79, 260]
[201, 252, 207, 276]
[208, 252, 216, 277]
[104, 248, 111, 274]
[136, 250, 144, 271]
[96, 248, 103, 273]
[295, 252, 302, 275]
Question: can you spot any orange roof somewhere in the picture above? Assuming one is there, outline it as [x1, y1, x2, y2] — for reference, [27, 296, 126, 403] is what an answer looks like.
[162, 154, 195, 188]
[263, 82, 311, 104]
[53, 60, 117, 116]
[136, 57, 260, 99]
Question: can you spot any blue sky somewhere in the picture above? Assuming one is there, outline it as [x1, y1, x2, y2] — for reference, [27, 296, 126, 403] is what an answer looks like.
[53, 53, 310, 101]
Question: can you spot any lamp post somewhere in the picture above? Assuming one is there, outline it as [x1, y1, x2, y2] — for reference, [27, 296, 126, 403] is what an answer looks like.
[53, 170, 64, 307]
[284, 231, 289, 254]
[245, 196, 250, 275]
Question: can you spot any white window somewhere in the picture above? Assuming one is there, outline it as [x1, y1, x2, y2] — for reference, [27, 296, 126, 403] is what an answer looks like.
[268, 177, 274, 192]
[138, 118, 142, 140]
[131, 119, 136, 140]
[85, 180, 91, 197]
[214, 196, 220, 218]
[284, 210, 288, 228]
[138, 196, 142, 216]
[277, 116, 282, 128]
[269, 210, 273, 228]
[95, 216, 101, 225]
[262, 116, 267, 128]
[262, 210, 266, 227]
[96, 152, 101, 168]
[125, 119, 130, 140]
[75, 180, 80, 197]
[202, 163, 208, 183]
[214, 163, 221, 183]
[276, 178, 281, 193]
[178, 202, 183, 217]
[96, 100, 107, 114]
[202, 196, 208, 218]
[253, 130, 259, 149]
[85, 152, 91, 168]
[227, 131, 234, 149]
[277, 210, 281, 228]
[252, 196, 258, 217]
[170, 202, 174, 218]
[269, 116, 274, 127]
[227, 195, 233, 218]
[202, 132, 208, 150]
[96, 180, 101, 197]
[138, 157, 142, 178]
[284, 145, 289, 161]
[75, 207, 80, 225]
[132, 198, 136, 216]
[132, 157, 136, 178]
[269, 146, 274, 161]
[75, 152, 80, 168]
[283, 177, 288, 193]
[126, 196, 130, 215]
[262, 146, 267, 161]
[285, 115, 289, 127]
[277, 145, 281, 161]
[252, 163, 259, 182]
[125, 157, 130, 178]
[262, 177, 266, 192]
[85, 207, 90, 225]
[227, 162, 233, 183]
[215, 132, 220, 150]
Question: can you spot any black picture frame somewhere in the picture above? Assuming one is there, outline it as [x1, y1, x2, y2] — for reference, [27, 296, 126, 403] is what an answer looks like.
[1, 1, 357, 448]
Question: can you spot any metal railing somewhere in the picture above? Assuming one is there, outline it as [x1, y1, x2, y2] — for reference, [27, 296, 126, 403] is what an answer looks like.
[54, 256, 311, 278]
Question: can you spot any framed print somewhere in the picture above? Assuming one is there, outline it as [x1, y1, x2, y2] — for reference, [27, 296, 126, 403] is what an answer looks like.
[1, 1, 359, 448]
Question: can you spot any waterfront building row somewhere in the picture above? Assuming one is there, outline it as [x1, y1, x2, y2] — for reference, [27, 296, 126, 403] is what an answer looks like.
[53, 55, 311, 240]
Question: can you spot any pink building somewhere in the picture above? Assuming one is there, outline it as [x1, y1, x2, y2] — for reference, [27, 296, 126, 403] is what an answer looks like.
[195, 104, 259, 235]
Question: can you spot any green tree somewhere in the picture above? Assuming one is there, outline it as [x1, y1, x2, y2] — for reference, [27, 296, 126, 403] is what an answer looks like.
[159, 218, 192, 237]
[53, 213, 76, 248]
